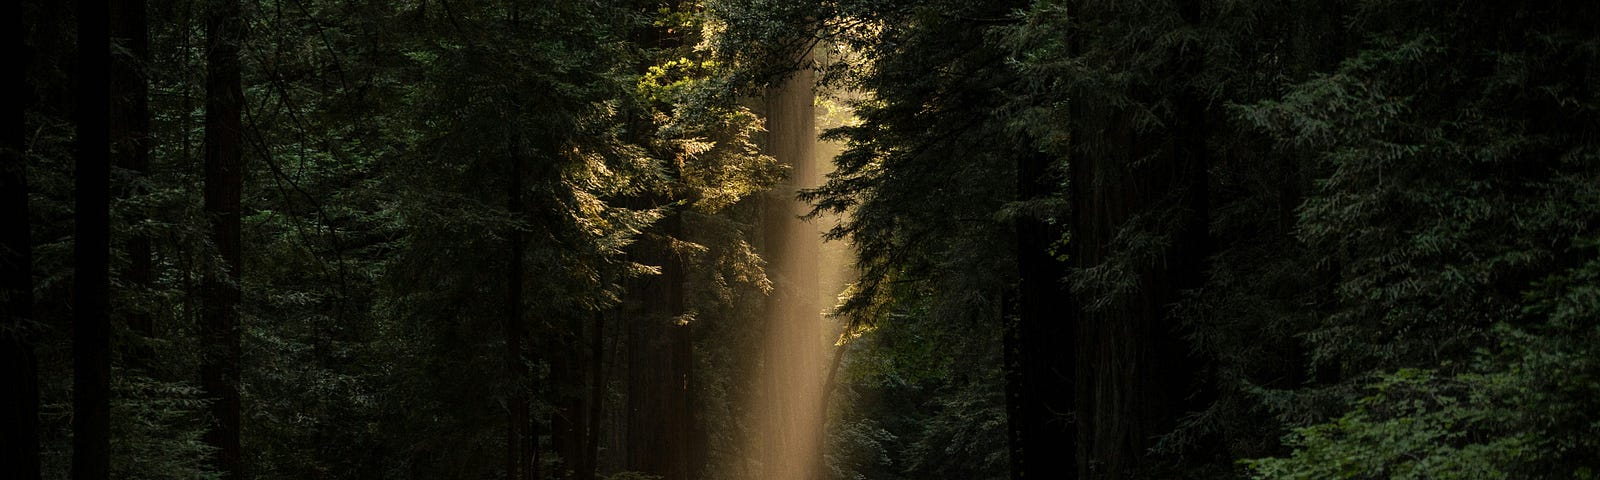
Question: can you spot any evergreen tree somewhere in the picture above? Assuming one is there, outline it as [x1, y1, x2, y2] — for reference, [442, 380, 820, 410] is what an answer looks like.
[1242, 1, 1600, 476]
[8, 1, 1599, 479]
[200, 0, 245, 475]
[2, 0, 42, 474]
[73, 0, 114, 476]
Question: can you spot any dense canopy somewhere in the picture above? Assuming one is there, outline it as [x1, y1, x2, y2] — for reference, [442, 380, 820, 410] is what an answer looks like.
[3, 1, 1597, 479]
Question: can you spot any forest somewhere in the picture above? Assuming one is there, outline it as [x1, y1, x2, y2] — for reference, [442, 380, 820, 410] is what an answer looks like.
[3, 0, 1598, 479]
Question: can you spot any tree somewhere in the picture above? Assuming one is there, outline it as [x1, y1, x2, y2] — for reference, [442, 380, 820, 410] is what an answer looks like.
[2, 0, 41, 475]
[23, 1, 1598, 479]
[110, 0, 152, 344]
[754, 55, 824, 480]
[505, 131, 531, 480]
[1022, 2, 1215, 476]
[710, 2, 1084, 479]
[616, 5, 782, 479]
[1240, 1, 1600, 476]
[361, 2, 659, 477]
[711, 1, 1057, 478]
[73, 0, 114, 477]
[201, 0, 244, 475]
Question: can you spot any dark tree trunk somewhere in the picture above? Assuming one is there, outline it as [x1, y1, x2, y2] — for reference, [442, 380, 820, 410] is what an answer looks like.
[621, 3, 700, 477]
[74, 0, 113, 477]
[505, 141, 529, 480]
[681, 315, 706, 480]
[110, 0, 152, 342]
[625, 213, 693, 480]
[1009, 150, 1075, 480]
[1063, 4, 1213, 477]
[999, 293, 1025, 480]
[1067, 84, 1211, 480]
[528, 328, 541, 480]
[2, 0, 40, 474]
[553, 309, 607, 480]
[624, 297, 642, 472]
[201, 0, 244, 476]
[581, 312, 605, 480]
[552, 315, 586, 480]
[552, 346, 570, 479]
[1068, 116, 1208, 479]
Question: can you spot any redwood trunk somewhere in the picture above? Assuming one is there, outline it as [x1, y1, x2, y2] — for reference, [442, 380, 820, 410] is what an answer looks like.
[74, 0, 113, 477]
[1063, 4, 1212, 476]
[1068, 99, 1209, 480]
[3, 0, 40, 474]
[505, 141, 529, 480]
[756, 63, 823, 480]
[111, 0, 152, 341]
[552, 314, 587, 479]
[625, 213, 693, 480]
[582, 312, 605, 480]
[1011, 149, 1075, 480]
[201, 0, 244, 476]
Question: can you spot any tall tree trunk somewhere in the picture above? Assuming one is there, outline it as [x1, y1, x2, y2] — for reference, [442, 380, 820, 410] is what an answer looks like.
[530, 339, 542, 480]
[624, 297, 642, 473]
[999, 294, 1025, 480]
[74, 0, 113, 477]
[2, 0, 40, 474]
[552, 315, 586, 480]
[201, 0, 244, 476]
[1063, 4, 1212, 477]
[625, 213, 692, 480]
[554, 310, 604, 480]
[1068, 116, 1206, 479]
[110, 0, 152, 343]
[756, 63, 823, 480]
[1010, 150, 1075, 480]
[505, 140, 528, 480]
[1067, 70, 1210, 480]
[581, 312, 605, 480]
[684, 318, 707, 480]
[621, 4, 699, 478]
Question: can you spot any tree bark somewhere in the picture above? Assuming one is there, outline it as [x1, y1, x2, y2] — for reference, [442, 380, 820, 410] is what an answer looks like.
[110, 0, 152, 342]
[553, 309, 608, 480]
[999, 293, 1025, 480]
[621, 4, 699, 477]
[552, 314, 586, 480]
[201, 0, 244, 476]
[2, 0, 40, 474]
[74, 0, 113, 477]
[581, 311, 605, 480]
[1067, 75, 1210, 480]
[756, 63, 824, 480]
[625, 213, 693, 480]
[1010, 150, 1075, 480]
[505, 140, 529, 480]
[1061, 4, 1213, 477]
[1068, 117, 1205, 479]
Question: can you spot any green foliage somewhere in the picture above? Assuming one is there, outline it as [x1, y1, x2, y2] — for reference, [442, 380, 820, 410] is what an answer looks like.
[16, 0, 1599, 478]
[782, 0, 1597, 477]
[110, 375, 218, 480]
[1239, 0, 1600, 371]
[723, 1, 1032, 476]
[1239, 1, 1600, 478]
[824, 416, 896, 480]
[1252, 242, 1600, 479]
[636, 57, 784, 214]
[823, 280, 1011, 480]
